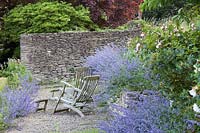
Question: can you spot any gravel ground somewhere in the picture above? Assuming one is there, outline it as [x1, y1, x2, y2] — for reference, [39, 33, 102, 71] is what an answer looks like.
[5, 87, 104, 133]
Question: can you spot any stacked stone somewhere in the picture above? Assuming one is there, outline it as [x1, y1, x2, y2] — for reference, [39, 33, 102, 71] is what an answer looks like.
[20, 29, 140, 82]
[120, 90, 160, 108]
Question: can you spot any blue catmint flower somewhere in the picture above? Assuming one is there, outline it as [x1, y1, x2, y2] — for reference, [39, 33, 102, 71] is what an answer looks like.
[0, 76, 39, 123]
[99, 90, 184, 133]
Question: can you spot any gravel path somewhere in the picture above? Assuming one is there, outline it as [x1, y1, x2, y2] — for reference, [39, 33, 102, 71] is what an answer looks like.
[5, 87, 104, 133]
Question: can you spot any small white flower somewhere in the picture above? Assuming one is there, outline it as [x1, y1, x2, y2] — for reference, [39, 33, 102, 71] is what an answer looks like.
[176, 33, 181, 37]
[193, 64, 198, 69]
[189, 89, 197, 97]
[181, 26, 184, 30]
[193, 103, 200, 113]
[191, 23, 195, 28]
[173, 28, 178, 33]
[140, 33, 145, 37]
[135, 43, 141, 52]
[156, 41, 162, 49]
[170, 100, 173, 107]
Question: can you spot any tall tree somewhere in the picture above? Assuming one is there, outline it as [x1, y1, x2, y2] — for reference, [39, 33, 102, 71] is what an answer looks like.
[79, 0, 143, 27]
[0, 0, 37, 25]
[141, 0, 200, 20]
[141, 0, 199, 11]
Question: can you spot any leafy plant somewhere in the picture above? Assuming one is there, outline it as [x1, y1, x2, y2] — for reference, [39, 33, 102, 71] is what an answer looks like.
[2, 1, 99, 43]
[128, 19, 200, 132]
[0, 78, 7, 91]
[0, 113, 7, 131]
[141, 0, 200, 22]
[193, 59, 200, 87]
[0, 1, 99, 63]
[129, 20, 200, 98]
[0, 59, 31, 88]
[0, 0, 39, 63]
[142, 2, 184, 20]
[141, 0, 199, 11]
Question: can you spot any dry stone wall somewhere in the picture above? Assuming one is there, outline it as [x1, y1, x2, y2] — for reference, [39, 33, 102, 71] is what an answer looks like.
[20, 29, 140, 81]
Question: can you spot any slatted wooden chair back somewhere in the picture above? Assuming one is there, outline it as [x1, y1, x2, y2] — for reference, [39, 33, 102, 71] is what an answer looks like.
[53, 75, 100, 117]
[75, 75, 100, 103]
[74, 67, 92, 88]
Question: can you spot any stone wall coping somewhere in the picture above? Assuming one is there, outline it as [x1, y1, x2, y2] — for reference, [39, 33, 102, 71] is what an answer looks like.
[20, 28, 140, 37]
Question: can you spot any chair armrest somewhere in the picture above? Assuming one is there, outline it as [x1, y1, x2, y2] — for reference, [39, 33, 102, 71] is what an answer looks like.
[61, 81, 76, 88]
[35, 99, 48, 103]
[50, 89, 61, 93]
[65, 87, 82, 92]
[61, 81, 82, 92]
[50, 87, 63, 92]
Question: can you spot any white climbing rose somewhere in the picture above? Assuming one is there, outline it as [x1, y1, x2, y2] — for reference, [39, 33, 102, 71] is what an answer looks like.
[156, 41, 162, 49]
[189, 89, 197, 97]
[193, 104, 200, 113]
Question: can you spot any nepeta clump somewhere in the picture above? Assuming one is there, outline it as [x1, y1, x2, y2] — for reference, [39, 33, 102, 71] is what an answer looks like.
[0, 76, 39, 123]
[85, 45, 157, 98]
[85, 45, 125, 82]
[99, 90, 184, 133]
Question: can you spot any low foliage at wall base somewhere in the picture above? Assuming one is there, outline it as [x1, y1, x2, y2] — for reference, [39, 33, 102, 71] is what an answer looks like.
[0, 59, 31, 88]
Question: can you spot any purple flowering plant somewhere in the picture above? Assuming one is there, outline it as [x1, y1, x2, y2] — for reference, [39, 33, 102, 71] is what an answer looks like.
[85, 44, 158, 105]
[85, 44, 125, 82]
[0, 76, 39, 123]
[98, 90, 185, 133]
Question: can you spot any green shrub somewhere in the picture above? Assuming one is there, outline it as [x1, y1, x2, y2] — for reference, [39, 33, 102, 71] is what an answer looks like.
[0, 59, 31, 88]
[0, 78, 7, 91]
[173, 4, 200, 25]
[129, 20, 200, 98]
[2, 1, 99, 43]
[0, 1, 99, 63]
[142, 1, 186, 20]
[193, 59, 200, 87]
[0, 113, 7, 131]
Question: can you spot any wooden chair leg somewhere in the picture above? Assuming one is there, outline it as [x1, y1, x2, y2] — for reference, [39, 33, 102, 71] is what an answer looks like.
[53, 99, 69, 113]
[53, 98, 69, 113]
[35, 99, 48, 112]
[44, 100, 48, 111]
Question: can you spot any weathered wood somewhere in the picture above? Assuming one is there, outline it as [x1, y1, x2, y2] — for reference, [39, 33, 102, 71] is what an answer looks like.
[35, 99, 48, 112]
[53, 75, 100, 117]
